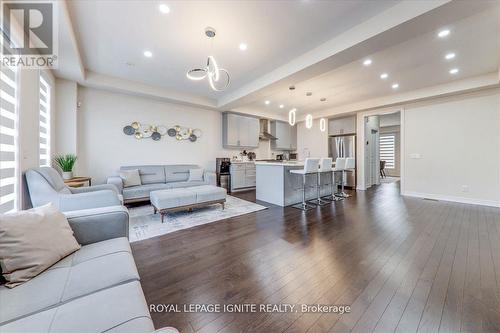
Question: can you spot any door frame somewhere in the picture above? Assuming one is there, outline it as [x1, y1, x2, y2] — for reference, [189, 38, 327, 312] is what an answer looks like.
[356, 108, 405, 192]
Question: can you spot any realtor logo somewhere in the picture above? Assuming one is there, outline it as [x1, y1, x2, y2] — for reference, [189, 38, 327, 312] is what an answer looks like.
[1, 1, 58, 68]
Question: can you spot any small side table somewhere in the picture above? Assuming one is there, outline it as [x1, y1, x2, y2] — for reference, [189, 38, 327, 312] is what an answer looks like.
[64, 176, 92, 188]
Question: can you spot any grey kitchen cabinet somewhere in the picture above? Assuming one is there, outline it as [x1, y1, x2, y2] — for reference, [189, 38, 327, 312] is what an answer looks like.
[270, 120, 297, 150]
[230, 162, 256, 191]
[222, 112, 260, 148]
[328, 116, 356, 136]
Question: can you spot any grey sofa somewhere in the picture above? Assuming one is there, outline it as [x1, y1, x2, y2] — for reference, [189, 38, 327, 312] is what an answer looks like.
[0, 205, 177, 333]
[26, 167, 122, 212]
[107, 165, 216, 203]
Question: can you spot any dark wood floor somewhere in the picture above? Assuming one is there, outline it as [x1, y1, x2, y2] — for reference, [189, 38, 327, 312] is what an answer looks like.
[131, 182, 500, 333]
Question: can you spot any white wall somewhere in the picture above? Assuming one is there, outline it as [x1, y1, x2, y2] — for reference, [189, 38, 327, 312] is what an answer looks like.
[403, 90, 500, 206]
[296, 119, 329, 160]
[55, 79, 78, 155]
[74, 87, 279, 184]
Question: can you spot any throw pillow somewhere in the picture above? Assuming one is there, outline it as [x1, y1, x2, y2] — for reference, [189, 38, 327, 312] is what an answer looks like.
[119, 169, 142, 187]
[0, 203, 81, 288]
[188, 168, 204, 182]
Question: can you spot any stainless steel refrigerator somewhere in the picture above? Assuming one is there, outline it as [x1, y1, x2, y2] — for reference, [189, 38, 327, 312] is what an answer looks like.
[328, 135, 356, 188]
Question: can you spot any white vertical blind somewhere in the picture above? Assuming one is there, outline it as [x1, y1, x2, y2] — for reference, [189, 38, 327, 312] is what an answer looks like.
[39, 73, 50, 167]
[379, 134, 395, 169]
[0, 63, 18, 213]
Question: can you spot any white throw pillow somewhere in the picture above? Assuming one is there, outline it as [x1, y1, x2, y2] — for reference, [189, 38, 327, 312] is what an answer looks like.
[0, 203, 81, 288]
[188, 168, 204, 182]
[119, 169, 142, 187]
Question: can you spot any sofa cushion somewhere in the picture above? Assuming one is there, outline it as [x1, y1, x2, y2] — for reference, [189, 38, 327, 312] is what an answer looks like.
[0, 238, 138, 325]
[188, 168, 204, 182]
[167, 181, 206, 189]
[164, 165, 198, 182]
[0, 281, 154, 333]
[0, 203, 81, 288]
[119, 169, 142, 187]
[122, 183, 171, 200]
[121, 165, 165, 185]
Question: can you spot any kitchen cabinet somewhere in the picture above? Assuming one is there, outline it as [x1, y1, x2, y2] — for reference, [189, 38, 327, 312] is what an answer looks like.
[230, 162, 256, 191]
[328, 116, 356, 136]
[270, 120, 297, 150]
[222, 112, 260, 148]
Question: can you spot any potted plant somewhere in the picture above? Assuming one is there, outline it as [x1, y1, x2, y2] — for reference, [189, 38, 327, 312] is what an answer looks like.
[54, 154, 77, 180]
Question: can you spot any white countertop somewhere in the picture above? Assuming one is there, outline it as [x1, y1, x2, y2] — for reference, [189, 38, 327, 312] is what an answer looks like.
[254, 161, 304, 166]
[230, 161, 255, 164]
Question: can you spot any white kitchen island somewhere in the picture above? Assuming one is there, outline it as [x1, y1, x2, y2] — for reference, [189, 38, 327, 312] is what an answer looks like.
[255, 161, 335, 206]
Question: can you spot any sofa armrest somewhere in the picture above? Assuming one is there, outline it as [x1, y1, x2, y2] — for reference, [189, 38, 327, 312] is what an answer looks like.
[154, 328, 179, 333]
[70, 183, 119, 195]
[107, 176, 124, 194]
[64, 205, 129, 245]
[204, 171, 217, 186]
[59, 190, 121, 212]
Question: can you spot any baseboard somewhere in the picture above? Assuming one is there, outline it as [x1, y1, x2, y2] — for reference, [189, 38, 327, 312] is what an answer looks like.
[402, 191, 500, 208]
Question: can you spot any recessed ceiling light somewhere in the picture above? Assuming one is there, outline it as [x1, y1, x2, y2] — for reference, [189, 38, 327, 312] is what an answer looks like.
[143, 50, 153, 58]
[380, 73, 388, 79]
[159, 4, 170, 14]
[264, 100, 270, 105]
[363, 59, 372, 66]
[320, 98, 326, 102]
[306, 92, 312, 96]
[438, 29, 450, 38]
[392, 83, 399, 89]
[449, 68, 459, 74]
[445, 52, 456, 60]
[279, 104, 284, 109]
[239, 43, 247, 51]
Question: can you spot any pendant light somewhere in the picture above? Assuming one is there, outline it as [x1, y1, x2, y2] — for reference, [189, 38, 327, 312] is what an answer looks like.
[305, 114, 313, 129]
[320, 118, 326, 132]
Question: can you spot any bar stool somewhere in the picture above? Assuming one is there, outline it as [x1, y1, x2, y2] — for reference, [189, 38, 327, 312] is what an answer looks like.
[333, 158, 346, 199]
[310, 158, 331, 206]
[341, 157, 355, 198]
[319, 157, 342, 202]
[290, 158, 320, 210]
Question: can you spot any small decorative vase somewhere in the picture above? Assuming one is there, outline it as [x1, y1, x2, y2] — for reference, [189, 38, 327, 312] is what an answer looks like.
[62, 171, 73, 180]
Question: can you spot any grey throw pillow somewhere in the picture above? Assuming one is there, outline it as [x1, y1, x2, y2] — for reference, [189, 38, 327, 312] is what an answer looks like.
[119, 169, 142, 187]
[188, 168, 204, 182]
[0, 203, 81, 288]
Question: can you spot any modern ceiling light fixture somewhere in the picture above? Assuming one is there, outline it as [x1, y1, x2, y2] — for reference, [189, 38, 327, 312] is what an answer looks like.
[265, 100, 270, 105]
[305, 114, 313, 129]
[438, 29, 450, 38]
[392, 83, 399, 89]
[159, 4, 170, 14]
[239, 43, 247, 51]
[186, 27, 230, 91]
[320, 118, 326, 132]
[363, 59, 372, 66]
[445, 52, 456, 60]
[449, 68, 459, 74]
[289, 108, 296, 126]
[279, 104, 284, 109]
[380, 73, 388, 79]
[143, 50, 153, 57]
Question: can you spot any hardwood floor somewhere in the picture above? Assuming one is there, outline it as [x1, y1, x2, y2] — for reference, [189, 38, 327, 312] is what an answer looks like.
[131, 183, 500, 333]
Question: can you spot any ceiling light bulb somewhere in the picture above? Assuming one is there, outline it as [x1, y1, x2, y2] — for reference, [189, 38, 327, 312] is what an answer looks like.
[265, 100, 270, 105]
[392, 83, 399, 89]
[438, 29, 450, 38]
[143, 50, 153, 57]
[305, 114, 313, 129]
[449, 68, 459, 74]
[159, 4, 170, 13]
[380, 73, 388, 79]
[239, 43, 247, 51]
[279, 104, 284, 109]
[288, 109, 296, 126]
[363, 59, 372, 66]
[445, 52, 456, 60]
[320, 118, 326, 132]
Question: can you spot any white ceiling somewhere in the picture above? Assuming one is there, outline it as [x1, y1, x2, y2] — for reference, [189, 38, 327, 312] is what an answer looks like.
[65, 0, 398, 100]
[56, 0, 499, 118]
[235, 3, 500, 117]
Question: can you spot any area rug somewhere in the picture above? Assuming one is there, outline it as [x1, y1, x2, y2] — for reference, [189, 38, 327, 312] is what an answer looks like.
[128, 195, 267, 242]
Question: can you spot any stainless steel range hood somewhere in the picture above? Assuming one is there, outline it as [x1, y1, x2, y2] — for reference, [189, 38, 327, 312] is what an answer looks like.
[259, 119, 277, 141]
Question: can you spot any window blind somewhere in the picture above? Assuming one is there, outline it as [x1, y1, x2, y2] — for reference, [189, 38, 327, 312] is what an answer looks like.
[39, 73, 50, 166]
[379, 134, 395, 169]
[0, 63, 18, 213]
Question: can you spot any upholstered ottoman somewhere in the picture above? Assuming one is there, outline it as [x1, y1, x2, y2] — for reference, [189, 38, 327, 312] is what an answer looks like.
[150, 185, 227, 222]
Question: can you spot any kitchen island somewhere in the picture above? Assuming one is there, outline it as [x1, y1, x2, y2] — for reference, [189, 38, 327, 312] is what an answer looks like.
[255, 161, 334, 207]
